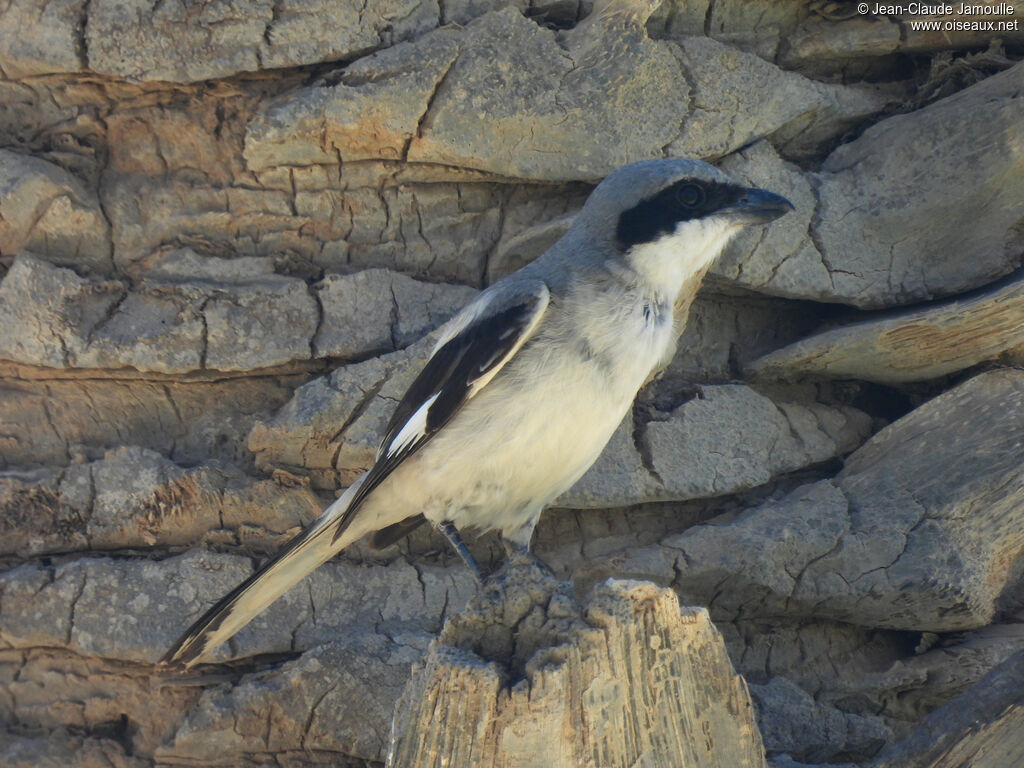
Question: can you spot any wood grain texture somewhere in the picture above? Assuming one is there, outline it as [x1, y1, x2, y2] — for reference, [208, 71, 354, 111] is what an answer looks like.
[748, 269, 1024, 384]
[388, 566, 766, 768]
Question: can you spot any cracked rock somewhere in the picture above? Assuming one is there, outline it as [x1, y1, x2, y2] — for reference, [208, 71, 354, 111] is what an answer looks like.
[0, 547, 474, 664]
[246, 4, 886, 182]
[780, 10, 1024, 77]
[0, 0, 86, 77]
[751, 677, 892, 764]
[642, 385, 869, 499]
[106, 170, 510, 285]
[313, 268, 475, 358]
[0, 374, 299, 469]
[0, 732, 146, 768]
[873, 649, 1024, 768]
[84, 0, 439, 82]
[244, 27, 462, 169]
[820, 623, 1024, 725]
[159, 635, 420, 764]
[0, 446, 320, 556]
[560, 384, 870, 508]
[0, 150, 111, 274]
[0, 253, 124, 369]
[623, 368, 1024, 632]
[663, 35, 886, 163]
[813, 61, 1024, 308]
[713, 141, 835, 302]
[0, 252, 472, 373]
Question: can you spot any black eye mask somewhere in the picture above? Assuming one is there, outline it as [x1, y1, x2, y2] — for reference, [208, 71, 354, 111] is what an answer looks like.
[615, 178, 746, 249]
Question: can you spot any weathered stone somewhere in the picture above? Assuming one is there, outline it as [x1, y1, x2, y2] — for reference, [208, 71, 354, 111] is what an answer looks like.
[104, 174, 507, 286]
[641, 385, 869, 500]
[778, 4, 1024, 76]
[245, 29, 461, 169]
[562, 383, 869, 508]
[821, 623, 1024, 724]
[664, 35, 886, 162]
[713, 141, 834, 301]
[0, 548, 474, 666]
[717, 618, 913, 702]
[751, 677, 892, 764]
[313, 268, 475, 358]
[75, 288, 207, 372]
[0, 374, 299, 469]
[653, 480, 853, 619]
[823, 369, 1024, 629]
[247, 5, 885, 181]
[159, 635, 421, 765]
[203, 274, 318, 371]
[0, 252, 470, 374]
[873, 650, 1024, 768]
[0, 150, 111, 274]
[0, 253, 124, 369]
[0, 648, 202, 755]
[701, 65, 1024, 310]
[408, 5, 690, 180]
[779, 16, 902, 74]
[621, 369, 1024, 632]
[0, 732, 146, 768]
[85, 0, 439, 82]
[389, 568, 767, 768]
[663, 292, 824, 385]
[0, 0, 85, 78]
[813, 61, 1024, 307]
[747, 268, 1024, 384]
[701, 0, 803, 61]
[0, 447, 320, 556]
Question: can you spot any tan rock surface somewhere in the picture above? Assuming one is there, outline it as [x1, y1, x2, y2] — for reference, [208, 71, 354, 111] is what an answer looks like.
[0, 2, 1022, 766]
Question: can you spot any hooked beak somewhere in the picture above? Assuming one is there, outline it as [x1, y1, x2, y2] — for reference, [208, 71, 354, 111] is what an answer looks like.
[720, 187, 795, 225]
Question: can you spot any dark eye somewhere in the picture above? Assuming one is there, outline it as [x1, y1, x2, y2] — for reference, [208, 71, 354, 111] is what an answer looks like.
[675, 183, 705, 208]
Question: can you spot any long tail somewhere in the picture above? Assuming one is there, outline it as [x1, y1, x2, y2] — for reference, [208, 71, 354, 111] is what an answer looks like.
[161, 477, 368, 669]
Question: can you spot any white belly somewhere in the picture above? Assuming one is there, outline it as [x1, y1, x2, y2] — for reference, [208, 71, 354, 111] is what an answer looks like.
[366, 290, 676, 540]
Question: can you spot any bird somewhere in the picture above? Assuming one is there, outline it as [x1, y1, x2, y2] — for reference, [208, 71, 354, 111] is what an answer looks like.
[161, 157, 793, 668]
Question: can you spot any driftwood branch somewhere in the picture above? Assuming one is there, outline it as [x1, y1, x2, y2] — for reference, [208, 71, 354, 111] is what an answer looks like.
[387, 563, 766, 768]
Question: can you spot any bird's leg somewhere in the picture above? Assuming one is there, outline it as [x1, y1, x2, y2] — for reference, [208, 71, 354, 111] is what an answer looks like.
[438, 520, 484, 582]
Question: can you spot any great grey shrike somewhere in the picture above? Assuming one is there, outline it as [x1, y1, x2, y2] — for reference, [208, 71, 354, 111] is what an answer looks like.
[162, 157, 793, 668]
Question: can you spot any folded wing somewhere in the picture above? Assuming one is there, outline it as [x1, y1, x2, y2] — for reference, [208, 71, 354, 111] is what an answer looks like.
[161, 280, 550, 667]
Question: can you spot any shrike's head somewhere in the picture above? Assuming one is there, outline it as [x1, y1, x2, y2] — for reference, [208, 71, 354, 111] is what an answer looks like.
[569, 158, 793, 289]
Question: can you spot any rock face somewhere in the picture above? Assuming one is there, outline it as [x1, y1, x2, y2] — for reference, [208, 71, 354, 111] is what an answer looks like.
[1, 1, 1023, 766]
[607, 369, 1024, 632]
[245, 5, 886, 180]
[873, 650, 1024, 768]
[0, 150, 111, 273]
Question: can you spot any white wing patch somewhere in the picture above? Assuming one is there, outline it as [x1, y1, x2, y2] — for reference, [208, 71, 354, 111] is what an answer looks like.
[383, 391, 440, 459]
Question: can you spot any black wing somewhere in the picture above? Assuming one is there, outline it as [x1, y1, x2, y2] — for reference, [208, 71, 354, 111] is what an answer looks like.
[332, 280, 550, 542]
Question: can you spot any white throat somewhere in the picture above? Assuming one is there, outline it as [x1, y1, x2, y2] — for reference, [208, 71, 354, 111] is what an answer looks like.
[624, 217, 739, 297]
